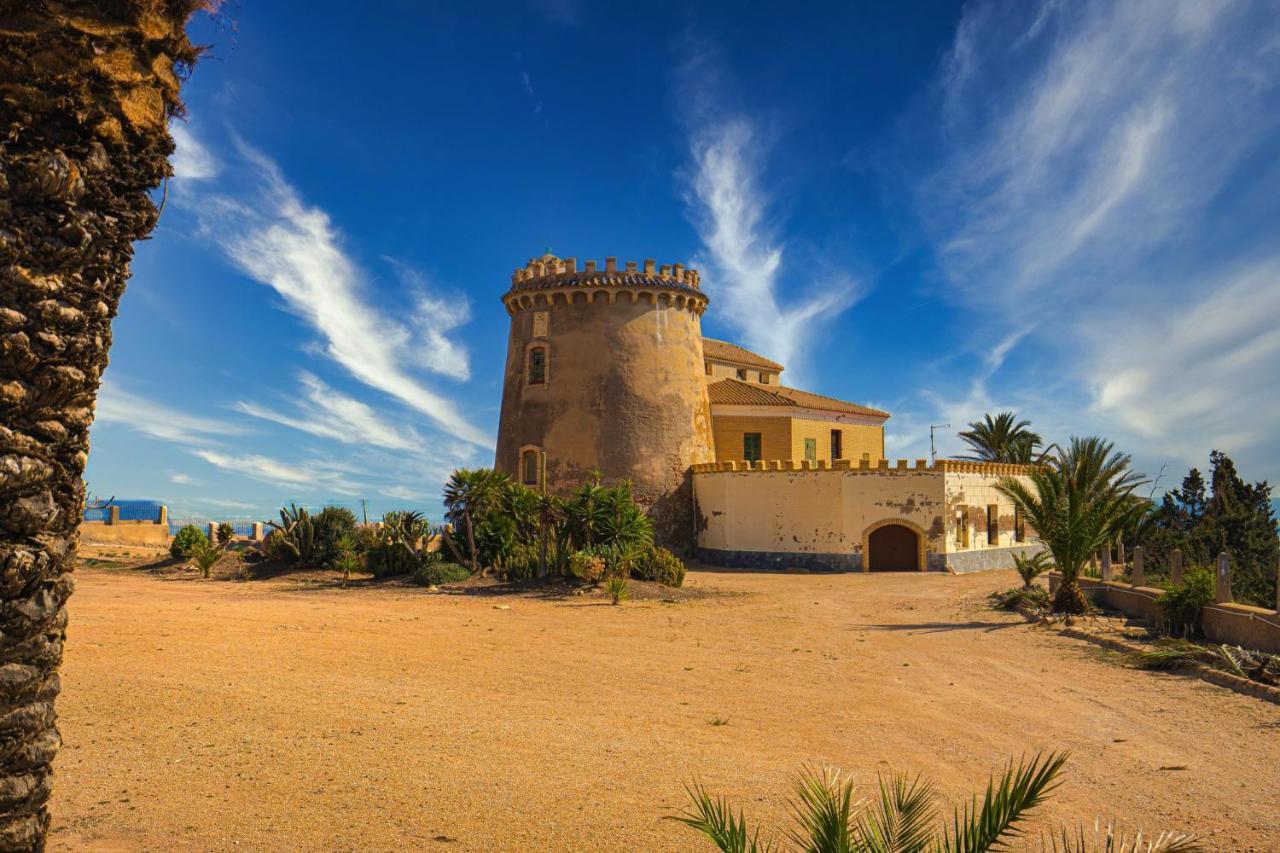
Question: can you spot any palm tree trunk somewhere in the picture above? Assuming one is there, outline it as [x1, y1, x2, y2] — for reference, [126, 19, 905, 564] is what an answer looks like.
[0, 4, 200, 847]
[464, 512, 477, 574]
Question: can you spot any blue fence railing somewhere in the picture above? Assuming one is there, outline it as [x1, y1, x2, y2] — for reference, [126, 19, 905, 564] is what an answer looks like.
[83, 499, 165, 523]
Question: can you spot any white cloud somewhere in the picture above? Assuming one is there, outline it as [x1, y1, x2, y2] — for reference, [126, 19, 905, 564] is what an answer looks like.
[169, 472, 203, 486]
[169, 123, 219, 181]
[235, 372, 425, 453]
[95, 382, 242, 445]
[182, 135, 490, 447]
[192, 449, 366, 496]
[685, 118, 862, 379]
[910, 0, 1280, 480]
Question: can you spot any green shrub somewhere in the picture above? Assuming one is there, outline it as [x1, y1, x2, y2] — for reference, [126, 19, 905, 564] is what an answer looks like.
[261, 528, 295, 562]
[186, 537, 224, 579]
[505, 543, 540, 581]
[216, 522, 235, 546]
[1157, 566, 1216, 637]
[569, 550, 605, 583]
[637, 545, 686, 587]
[313, 506, 358, 568]
[366, 511, 430, 578]
[170, 524, 206, 559]
[414, 560, 471, 587]
[475, 513, 516, 569]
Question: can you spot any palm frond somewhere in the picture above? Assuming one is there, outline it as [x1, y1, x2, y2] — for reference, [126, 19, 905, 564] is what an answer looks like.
[669, 782, 774, 853]
[855, 770, 936, 853]
[1041, 818, 1203, 852]
[784, 765, 863, 853]
[942, 752, 1068, 852]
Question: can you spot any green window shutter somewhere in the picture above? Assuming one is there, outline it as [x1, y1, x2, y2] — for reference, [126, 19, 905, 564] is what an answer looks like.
[804, 438, 817, 461]
[743, 433, 762, 462]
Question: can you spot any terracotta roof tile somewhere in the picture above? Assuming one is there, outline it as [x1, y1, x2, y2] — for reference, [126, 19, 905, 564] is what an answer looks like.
[707, 378, 889, 419]
[701, 338, 785, 372]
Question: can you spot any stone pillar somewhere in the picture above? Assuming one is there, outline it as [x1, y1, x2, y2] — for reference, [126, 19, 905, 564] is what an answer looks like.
[1100, 548, 1112, 582]
[1116, 541, 1126, 569]
[250, 522, 264, 541]
[157, 504, 168, 526]
[207, 522, 218, 542]
[1131, 545, 1144, 587]
[1170, 548, 1183, 586]
[1215, 551, 1232, 604]
[107, 505, 120, 525]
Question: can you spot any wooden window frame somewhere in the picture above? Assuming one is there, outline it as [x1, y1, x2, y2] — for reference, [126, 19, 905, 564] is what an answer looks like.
[743, 432, 762, 463]
[527, 345, 547, 386]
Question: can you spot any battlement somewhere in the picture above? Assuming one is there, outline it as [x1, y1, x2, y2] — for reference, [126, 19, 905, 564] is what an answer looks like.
[509, 254, 701, 290]
[690, 458, 1036, 476]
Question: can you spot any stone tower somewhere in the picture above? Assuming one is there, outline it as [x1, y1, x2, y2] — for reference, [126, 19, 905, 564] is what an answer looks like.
[495, 253, 715, 547]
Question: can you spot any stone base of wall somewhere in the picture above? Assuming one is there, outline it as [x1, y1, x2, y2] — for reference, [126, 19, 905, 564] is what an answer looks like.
[696, 547, 861, 572]
[944, 544, 1043, 574]
[80, 520, 169, 547]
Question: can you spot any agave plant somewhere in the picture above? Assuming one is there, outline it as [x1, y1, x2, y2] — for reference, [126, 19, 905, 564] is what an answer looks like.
[672, 752, 1199, 852]
[997, 438, 1146, 614]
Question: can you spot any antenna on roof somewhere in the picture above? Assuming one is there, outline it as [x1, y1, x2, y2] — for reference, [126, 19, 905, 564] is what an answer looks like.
[930, 424, 951, 464]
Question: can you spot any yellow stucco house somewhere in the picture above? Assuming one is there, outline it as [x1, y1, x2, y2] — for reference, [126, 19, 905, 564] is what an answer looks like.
[495, 252, 1039, 573]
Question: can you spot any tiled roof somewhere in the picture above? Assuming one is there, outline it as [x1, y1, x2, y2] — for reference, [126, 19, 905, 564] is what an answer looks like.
[701, 338, 785, 371]
[707, 378, 890, 419]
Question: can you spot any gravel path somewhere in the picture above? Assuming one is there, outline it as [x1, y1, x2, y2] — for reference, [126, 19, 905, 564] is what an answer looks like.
[50, 564, 1280, 851]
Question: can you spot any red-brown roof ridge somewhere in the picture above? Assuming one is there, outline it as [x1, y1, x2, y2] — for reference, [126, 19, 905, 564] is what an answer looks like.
[701, 338, 785, 372]
[707, 378, 889, 419]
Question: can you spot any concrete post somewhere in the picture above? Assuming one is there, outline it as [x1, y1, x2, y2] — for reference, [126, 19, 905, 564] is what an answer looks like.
[107, 505, 120, 525]
[1131, 545, 1144, 587]
[1116, 541, 1126, 568]
[250, 522, 264, 541]
[207, 522, 218, 542]
[157, 504, 168, 526]
[1215, 551, 1232, 604]
[1100, 548, 1112, 582]
[1170, 548, 1183, 586]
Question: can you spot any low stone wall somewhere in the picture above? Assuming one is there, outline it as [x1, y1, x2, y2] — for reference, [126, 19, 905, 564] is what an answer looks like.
[1052, 575, 1280, 655]
[944, 544, 1042, 574]
[80, 520, 169, 547]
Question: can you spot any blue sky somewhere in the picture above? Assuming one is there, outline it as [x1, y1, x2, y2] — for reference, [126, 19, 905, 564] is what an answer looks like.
[87, 0, 1280, 522]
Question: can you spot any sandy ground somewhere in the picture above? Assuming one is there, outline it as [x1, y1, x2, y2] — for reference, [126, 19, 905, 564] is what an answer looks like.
[49, 559, 1280, 851]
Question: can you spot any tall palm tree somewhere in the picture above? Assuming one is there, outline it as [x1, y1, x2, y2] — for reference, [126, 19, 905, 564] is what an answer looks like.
[1, 3, 205, 846]
[958, 412, 1046, 464]
[997, 437, 1146, 614]
[442, 468, 506, 573]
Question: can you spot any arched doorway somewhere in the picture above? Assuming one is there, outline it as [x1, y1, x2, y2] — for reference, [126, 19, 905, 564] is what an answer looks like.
[867, 523, 920, 572]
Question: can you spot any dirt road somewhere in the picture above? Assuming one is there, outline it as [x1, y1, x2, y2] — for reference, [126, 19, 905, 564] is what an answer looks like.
[50, 566, 1280, 851]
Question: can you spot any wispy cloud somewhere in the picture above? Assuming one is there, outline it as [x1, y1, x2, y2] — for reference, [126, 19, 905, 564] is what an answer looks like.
[95, 382, 242, 445]
[176, 132, 490, 447]
[235, 372, 425, 453]
[909, 0, 1280, 478]
[192, 449, 367, 495]
[169, 123, 219, 180]
[684, 118, 862, 379]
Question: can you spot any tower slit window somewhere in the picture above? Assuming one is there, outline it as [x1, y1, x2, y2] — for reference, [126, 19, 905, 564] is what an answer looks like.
[522, 449, 541, 486]
[528, 346, 547, 385]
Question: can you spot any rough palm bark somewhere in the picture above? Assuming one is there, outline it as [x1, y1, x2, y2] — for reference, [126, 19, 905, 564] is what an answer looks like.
[0, 2, 201, 848]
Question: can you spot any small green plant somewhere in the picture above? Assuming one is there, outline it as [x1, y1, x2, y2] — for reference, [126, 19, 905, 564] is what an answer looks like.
[215, 522, 235, 546]
[1156, 566, 1215, 637]
[169, 524, 205, 559]
[413, 559, 471, 587]
[333, 534, 361, 587]
[642, 545, 686, 587]
[605, 574, 630, 605]
[186, 537, 224, 579]
[707, 716, 729, 727]
[1012, 550, 1053, 588]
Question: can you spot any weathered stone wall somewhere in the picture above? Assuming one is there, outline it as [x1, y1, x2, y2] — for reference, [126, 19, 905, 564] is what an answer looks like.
[495, 286, 715, 547]
[692, 461, 1039, 572]
[79, 520, 168, 547]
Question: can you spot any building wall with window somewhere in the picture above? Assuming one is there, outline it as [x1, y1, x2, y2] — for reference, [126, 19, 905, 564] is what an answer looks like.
[787, 417, 884, 465]
[710, 415, 885, 465]
[692, 460, 1041, 573]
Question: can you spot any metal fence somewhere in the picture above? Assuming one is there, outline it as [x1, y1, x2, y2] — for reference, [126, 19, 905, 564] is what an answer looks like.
[83, 499, 165, 523]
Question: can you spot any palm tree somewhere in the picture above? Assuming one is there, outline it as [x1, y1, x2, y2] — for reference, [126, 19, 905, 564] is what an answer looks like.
[997, 437, 1146, 614]
[958, 412, 1046, 463]
[1, 3, 205, 845]
[1012, 551, 1054, 590]
[535, 493, 564, 579]
[671, 752, 1198, 852]
[442, 469, 506, 573]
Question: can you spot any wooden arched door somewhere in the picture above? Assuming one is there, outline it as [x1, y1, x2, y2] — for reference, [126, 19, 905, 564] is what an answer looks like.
[868, 524, 919, 571]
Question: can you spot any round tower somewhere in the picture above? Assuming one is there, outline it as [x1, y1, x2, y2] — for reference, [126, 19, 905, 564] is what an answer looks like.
[495, 253, 715, 547]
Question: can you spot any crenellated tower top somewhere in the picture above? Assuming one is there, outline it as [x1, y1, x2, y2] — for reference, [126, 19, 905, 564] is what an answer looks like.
[508, 253, 701, 290]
